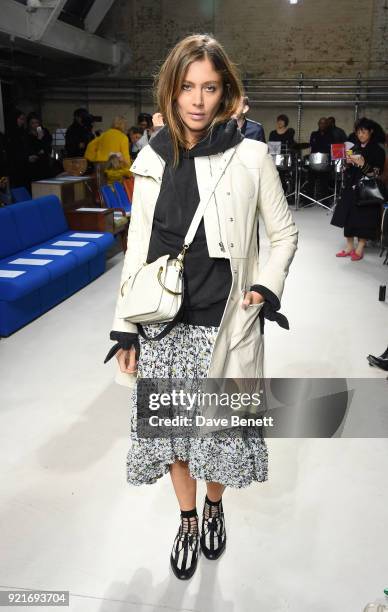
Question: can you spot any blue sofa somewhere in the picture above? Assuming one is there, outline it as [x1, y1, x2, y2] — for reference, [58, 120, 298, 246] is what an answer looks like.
[0, 196, 114, 336]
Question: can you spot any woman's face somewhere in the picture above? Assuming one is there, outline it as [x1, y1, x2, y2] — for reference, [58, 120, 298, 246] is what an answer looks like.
[276, 119, 286, 130]
[356, 127, 372, 144]
[129, 131, 142, 144]
[176, 57, 223, 140]
[29, 118, 40, 132]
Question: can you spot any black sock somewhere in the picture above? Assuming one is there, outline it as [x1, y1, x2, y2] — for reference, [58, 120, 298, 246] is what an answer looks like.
[205, 494, 222, 505]
[204, 494, 223, 519]
[181, 507, 197, 518]
[180, 508, 198, 534]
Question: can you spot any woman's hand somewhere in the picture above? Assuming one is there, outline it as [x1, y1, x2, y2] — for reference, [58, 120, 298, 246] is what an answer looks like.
[116, 346, 138, 374]
[152, 112, 164, 128]
[241, 290, 264, 309]
[347, 154, 365, 167]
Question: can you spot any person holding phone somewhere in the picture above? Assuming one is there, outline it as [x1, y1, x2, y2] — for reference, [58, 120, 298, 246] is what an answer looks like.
[331, 117, 386, 261]
[105, 33, 298, 580]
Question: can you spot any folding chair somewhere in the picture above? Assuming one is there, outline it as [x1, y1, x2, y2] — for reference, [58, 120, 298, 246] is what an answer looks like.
[11, 187, 31, 203]
[100, 185, 129, 253]
[123, 177, 134, 203]
[113, 181, 132, 216]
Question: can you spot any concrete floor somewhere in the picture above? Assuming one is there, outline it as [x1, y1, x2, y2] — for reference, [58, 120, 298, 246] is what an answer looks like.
[0, 206, 387, 612]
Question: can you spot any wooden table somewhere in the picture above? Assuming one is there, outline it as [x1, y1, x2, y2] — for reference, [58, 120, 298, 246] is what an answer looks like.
[65, 207, 128, 252]
[31, 175, 96, 210]
[65, 207, 114, 232]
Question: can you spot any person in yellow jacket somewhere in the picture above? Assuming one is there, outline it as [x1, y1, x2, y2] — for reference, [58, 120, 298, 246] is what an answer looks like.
[85, 116, 131, 165]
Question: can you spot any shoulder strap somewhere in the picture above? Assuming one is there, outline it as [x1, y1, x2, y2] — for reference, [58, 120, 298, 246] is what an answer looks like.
[183, 147, 236, 249]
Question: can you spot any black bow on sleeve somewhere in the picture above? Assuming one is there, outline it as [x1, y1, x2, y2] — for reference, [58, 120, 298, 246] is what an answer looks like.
[250, 284, 290, 332]
[103, 331, 140, 363]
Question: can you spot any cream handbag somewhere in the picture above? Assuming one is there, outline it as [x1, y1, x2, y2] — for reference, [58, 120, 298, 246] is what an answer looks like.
[117, 148, 235, 341]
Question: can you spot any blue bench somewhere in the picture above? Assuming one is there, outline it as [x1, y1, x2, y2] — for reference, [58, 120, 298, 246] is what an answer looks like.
[0, 195, 114, 336]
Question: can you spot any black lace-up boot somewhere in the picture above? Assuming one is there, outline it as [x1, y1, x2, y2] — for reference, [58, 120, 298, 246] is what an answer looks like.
[170, 508, 199, 580]
[367, 345, 388, 371]
[200, 495, 226, 560]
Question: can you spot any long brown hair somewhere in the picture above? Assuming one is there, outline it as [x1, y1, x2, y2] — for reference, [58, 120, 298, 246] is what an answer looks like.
[154, 33, 244, 167]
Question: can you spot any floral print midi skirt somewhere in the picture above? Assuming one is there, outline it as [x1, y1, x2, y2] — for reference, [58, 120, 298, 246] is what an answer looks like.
[126, 322, 268, 488]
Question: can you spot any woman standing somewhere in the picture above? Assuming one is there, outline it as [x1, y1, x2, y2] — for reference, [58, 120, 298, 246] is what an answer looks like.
[6, 109, 29, 189]
[332, 117, 386, 260]
[128, 126, 143, 161]
[105, 34, 298, 580]
[269, 114, 296, 151]
[25, 113, 53, 183]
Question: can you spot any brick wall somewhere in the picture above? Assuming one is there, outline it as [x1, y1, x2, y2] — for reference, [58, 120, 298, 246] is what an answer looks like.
[41, 1, 388, 136]
[99, 0, 388, 79]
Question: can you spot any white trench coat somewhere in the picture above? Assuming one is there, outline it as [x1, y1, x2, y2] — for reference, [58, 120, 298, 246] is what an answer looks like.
[111, 137, 298, 388]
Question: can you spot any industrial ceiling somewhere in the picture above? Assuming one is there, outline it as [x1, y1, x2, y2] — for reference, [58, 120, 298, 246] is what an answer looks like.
[0, 0, 129, 79]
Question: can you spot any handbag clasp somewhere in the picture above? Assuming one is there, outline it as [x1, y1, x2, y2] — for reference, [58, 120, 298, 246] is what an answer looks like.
[157, 266, 182, 296]
[177, 244, 189, 265]
[120, 279, 128, 297]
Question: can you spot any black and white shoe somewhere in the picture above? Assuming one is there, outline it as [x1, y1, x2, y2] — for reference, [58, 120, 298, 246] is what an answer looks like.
[367, 346, 388, 371]
[170, 509, 199, 580]
[200, 495, 226, 560]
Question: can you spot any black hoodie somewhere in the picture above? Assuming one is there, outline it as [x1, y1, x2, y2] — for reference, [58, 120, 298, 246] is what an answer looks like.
[147, 119, 244, 326]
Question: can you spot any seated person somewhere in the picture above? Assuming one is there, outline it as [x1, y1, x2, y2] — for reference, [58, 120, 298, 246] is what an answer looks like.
[306, 118, 333, 200]
[269, 114, 295, 151]
[327, 116, 347, 144]
[310, 117, 332, 154]
[104, 153, 131, 187]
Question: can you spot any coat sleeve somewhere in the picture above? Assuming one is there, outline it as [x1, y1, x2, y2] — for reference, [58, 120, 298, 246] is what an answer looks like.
[255, 147, 298, 301]
[110, 174, 143, 335]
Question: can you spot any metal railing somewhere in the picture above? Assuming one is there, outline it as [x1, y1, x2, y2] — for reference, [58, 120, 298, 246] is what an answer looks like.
[41, 72, 388, 105]
[40, 72, 388, 140]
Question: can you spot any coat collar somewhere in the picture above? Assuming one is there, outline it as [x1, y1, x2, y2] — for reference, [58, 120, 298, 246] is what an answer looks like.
[130, 139, 242, 183]
[130, 144, 165, 183]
